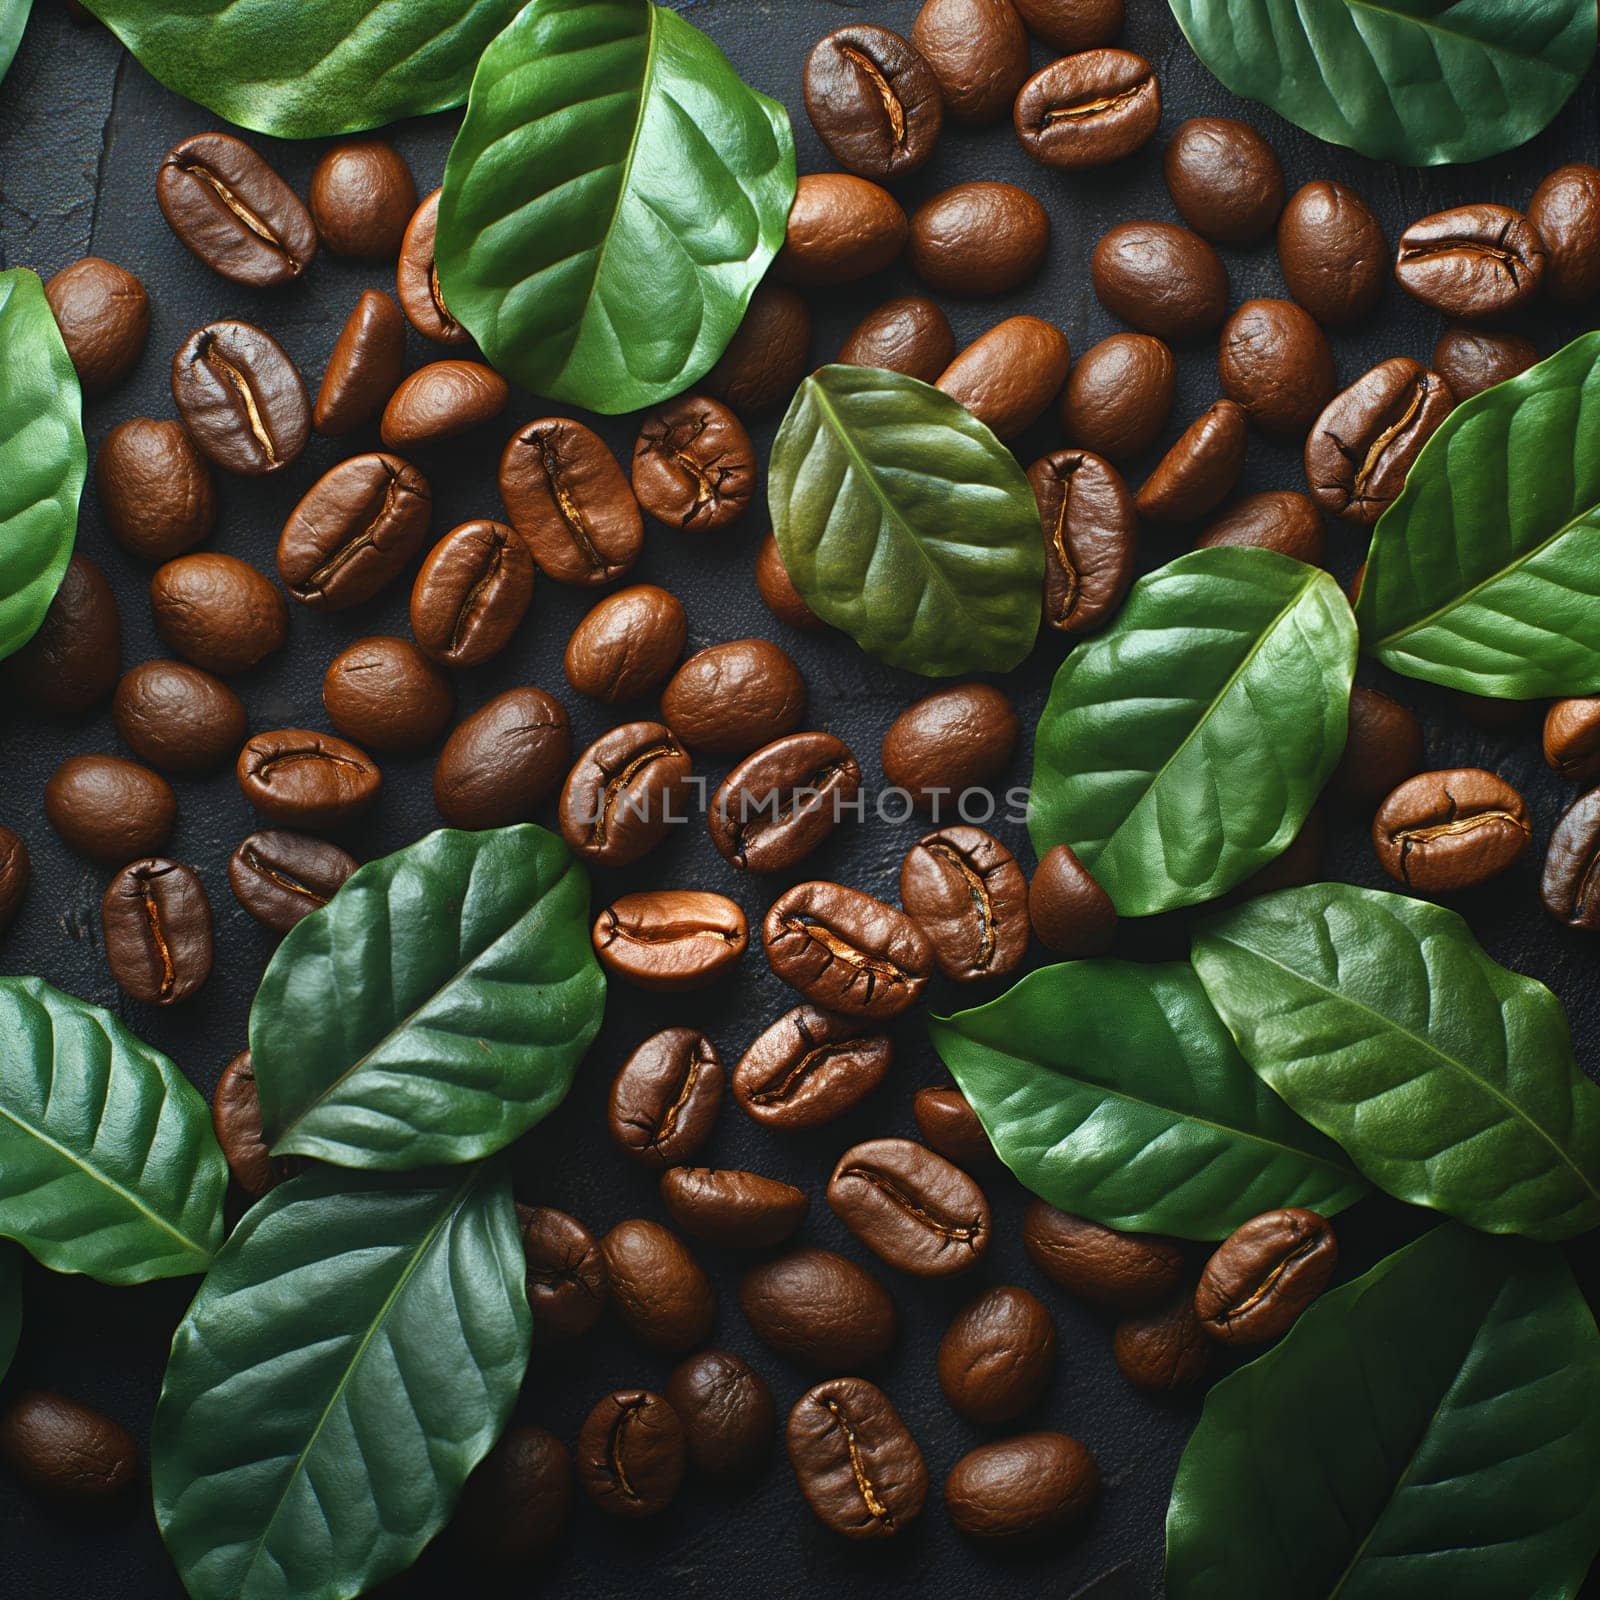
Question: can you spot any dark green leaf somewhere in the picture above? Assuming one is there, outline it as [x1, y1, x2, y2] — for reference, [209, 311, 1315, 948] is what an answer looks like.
[1194, 884, 1600, 1241]
[1168, 0, 1595, 166]
[0, 1249, 20, 1383]
[769, 364, 1044, 676]
[1357, 333, 1600, 698]
[437, 0, 795, 413]
[0, 0, 32, 85]
[251, 825, 605, 1171]
[1029, 548, 1356, 918]
[1167, 1225, 1600, 1599]
[153, 1164, 530, 1600]
[928, 962, 1367, 1240]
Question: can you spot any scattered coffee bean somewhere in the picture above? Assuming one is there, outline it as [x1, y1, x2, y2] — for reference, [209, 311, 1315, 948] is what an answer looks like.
[1372, 766, 1530, 891]
[733, 1004, 893, 1130]
[1029, 448, 1136, 635]
[1395, 204, 1546, 319]
[1061, 333, 1176, 461]
[777, 173, 908, 286]
[313, 289, 408, 437]
[3, 553, 120, 715]
[660, 1168, 810, 1250]
[661, 638, 806, 757]
[787, 1377, 927, 1540]
[1014, 49, 1160, 169]
[710, 731, 860, 873]
[609, 1028, 723, 1170]
[740, 1248, 898, 1370]
[837, 295, 956, 381]
[755, 532, 826, 631]
[1013, 0, 1122, 50]
[1195, 1208, 1338, 1346]
[455, 1425, 571, 1563]
[666, 1351, 775, 1476]
[803, 24, 943, 179]
[563, 585, 686, 702]
[937, 1285, 1055, 1423]
[0, 828, 29, 935]
[764, 881, 934, 1019]
[576, 1391, 686, 1519]
[1162, 116, 1283, 244]
[44, 754, 176, 865]
[236, 728, 382, 832]
[913, 1086, 994, 1169]
[558, 721, 692, 867]
[1136, 399, 1248, 524]
[881, 682, 1019, 809]
[1022, 1201, 1185, 1309]
[1430, 325, 1538, 401]
[1195, 490, 1325, 566]
[1112, 1289, 1212, 1393]
[172, 320, 309, 476]
[228, 830, 358, 934]
[150, 552, 286, 676]
[381, 359, 509, 452]
[632, 396, 755, 532]
[600, 1219, 716, 1354]
[704, 284, 812, 415]
[520, 1205, 608, 1343]
[1528, 162, 1600, 305]
[594, 891, 748, 992]
[1545, 697, 1600, 786]
[828, 1138, 990, 1277]
[1277, 179, 1387, 326]
[908, 181, 1049, 296]
[434, 687, 571, 830]
[900, 826, 1028, 982]
[102, 858, 212, 1006]
[308, 139, 416, 260]
[1028, 844, 1117, 956]
[113, 660, 245, 774]
[945, 1433, 1100, 1545]
[1543, 789, 1600, 933]
[913, 0, 1029, 126]
[322, 636, 454, 755]
[1218, 299, 1335, 439]
[1334, 686, 1424, 810]
[936, 314, 1072, 439]
[410, 520, 535, 668]
[0, 1392, 136, 1500]
[397, 189, 469, 345]
[1092, 222, 1228, 340]
[43, 257, 149, 396]
[212, 1051, 275, 1195]
[95, 418, 217, 562]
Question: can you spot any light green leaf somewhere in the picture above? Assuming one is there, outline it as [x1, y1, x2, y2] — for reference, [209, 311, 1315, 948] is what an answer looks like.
[0, 0, 32, 86]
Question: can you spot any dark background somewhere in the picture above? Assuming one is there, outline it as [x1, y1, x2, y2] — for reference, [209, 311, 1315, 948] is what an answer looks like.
[1, 1, 1598, 1596]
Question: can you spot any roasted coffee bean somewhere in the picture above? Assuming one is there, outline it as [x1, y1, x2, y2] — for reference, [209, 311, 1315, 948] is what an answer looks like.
[937, 1286, 1055, 1423]
[804, 24, 944, 179]
[411, 520, 534, 668]
[913, 0, 1029, 126]
[44, 755, 176, 866]
[172, 320, 309, 476]
[313, 289, 407, 437]
[434, 687, 571, 830]
[608, 1028, 722, 1170]
[1028, 844, 1117, 956]
[900, 826, 1028, 983]
[777, 173, 908, 286]
[1395, 204, 1546, 319]
[1334, 686, 1424, 809]
[828, 1138, 990, 1276]
[741, 1248, 898, 1370]
[1543, 790, 1600, 933]
[499, 418, 643, 585]
[577, 1391, 686, 1519]
[228, 830, 358, 934]
[1304, 358, 1454, 524]
[1136, 399, 1248, 524]
[212, 1051, 275, 1195]
[1092, 222, 1228, 340]
[703, 284, 811, 415]
[1372, 767, 1531, 891]
[150, 552, 285, 676]
[43, 257, 149, 396]
[666, 1351, 775, 1477]
[661, 639, 806, 757]
[1196, 490, 1325, 565]
[0, 828, 29, 935]
[1452, 690, 1544, 732]
[157, 132, 317, 288]
[558, 721, 692, 867]
[632, 397, 755, 532]
[381, 360, 509, 451]
[1061, 333, 1175, 462]
[308, 139, 416, 260]
[755, 532, 825, 631]
[765, 882, 934, 1019]
[237, 729, 382, 831]
[1195, 1208, 1338, 1346]
[520, 1205, 608, 1343]
[113, 660, 245, 774]
[787, 1378, 927, 1540]
[1029, 449, 1136, 636]
[881, 682, 1019, 809]
[838, 295, 956, 380]
[1278, 179, 1387, 326]
[3, 553, 119, 715]
[945, 1433, 1099, 1545]
[95, 418, 216, 562]
[277, 453, 432, 610]
[1014, 49, 1160, 170]
[455, 1426, 571, 1563]
[661, 1168, 810, 1250]
[1113, 1290, 1211, 1393]
[913, 1086, 994, 1168]
[564, 585, 686, 702]
[909, 182, 1049, 296]
[710, 731, 860, 872]
[600, 1219, 715, 1354]
[1022, 1201, 1185, 1310]
[734, 1005, 892, 1130]
[595, 891, 748, 992]
[936, 314, 1071, 440]
[1163, 117, 1284, 244]
[0, 1392, 137, 1500]
[1430, 325, 1538, 402]
[1545, 697, 1600, 786]
[322, 636, 454, 755]
[1529, 162, 1600, 305]
[102, 858, 212, 1006]
[1218, 299, 1335, 440]
[396, 189, 469, 345]
[1014, 0, 1122, 49]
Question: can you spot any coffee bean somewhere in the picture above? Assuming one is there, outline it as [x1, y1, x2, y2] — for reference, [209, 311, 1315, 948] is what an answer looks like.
[1136, 399, 1248, 524]
[937, 314, 1071, 439]
[1027, 844, 1117, 956]
[661, 1168, 810, 1250]
[455, 1425, 571, 1563]
[157, 132, 317, 287]
[1543, 790, 1600, 933]
[228, 830, 358, 934]
[212, 1051, 275, 1195]
[1092, 222, 1228, 340]
[3, 553, 119, 715]
[313, 289, 408, 437]
[804, 25, 944, 179]
[381, 359, 509, 452]
[1529, 162, 1600, 305]
[499, 417, 643, 585]
[0, 828, 29, 935]
[595, 891, 748, 992]
[881, 682, 1019, 809]
[172, 320, 309, 476]
[1277, 179, 1387, 326]
[1061, 333, 1175, 461]
[741, 1248, 898, 1370]
[755, 532, 825, 631]
[600, 1219, 715, 1354]
[913, 1086, 995, 1168]
[1395, 202, 1548, 319]
[777, 173, 908, 286]
[113, 660, 245, 774]
[912, 0, 1029, 126]
[308, 139, 416, 260]
[1112, 1289, 1212, 1392]
[577, 1391, 686, 1518]
[563, 585, 685, 703]
[95, 419, 217, 562]
[1195, 1207, 1338, 1345]
[733, 1004, 893, 1130]
[937, 1285, 1055, 1423]
[43, 257, 149, 396]
[434, 687, 571, 830]
[0, 1392, 136, 1500]
[662, 639, 806, 757]
[102, 858, 212, 1006]
[323, 636, 455, 754]
[608, 1027, 722, 1170]
[945, 1433, 1099, 1545]
[1014, 0, 1122, 49]
[558, 721, 692, 867]
[787, 1378, 927, 1540]
[1452, 690, 1544, 732]
[151, 552, 286, 676]
[1430, 325, 1538, 401]
[710, 731, 860, 873]
[1163, 117, 1284, 244]
[838, 295, 956, 381]
[1022, 1201, 1185, 1309]
[1372, 767, 1531, 891]
[1218, 299, 1336, 439]
[277, 453, 432, 610]
[909, 182, 1049, 296]
[828, 1137, 990, 1277]
[236, 729, 382, 832]
[703, 284, 811, 415]
[1304, 357, 1454, 524]
[900, 826, 1028, 983]
[411, 520, 535, 668]
[1014, 49, 1160, 169]
[1334, 686, 1423, 809]
[44, 754, 176, 865]
[765, 881, 934, 1019]
[1545, 697, 1600, 786]
[632, 396, 755, 532]
[1028, 449, 1136, 636]
[1195, 490, 1325, 566]
[666, 1351, 775, 1477]
[396, 189, 469, 346]
[520, 1205, 608, 1343]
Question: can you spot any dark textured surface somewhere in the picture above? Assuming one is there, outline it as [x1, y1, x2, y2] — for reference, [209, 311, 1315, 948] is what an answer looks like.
[0, 2, 1597, 1596]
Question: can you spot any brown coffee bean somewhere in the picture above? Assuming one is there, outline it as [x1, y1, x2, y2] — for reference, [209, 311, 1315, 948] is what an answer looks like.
[913, 1086, 994, 1168]
[577, 1391, 685, 1518]
[410, 520, 535, 668]
[909, 182, 1049, 296]
[520, 1205, 608, 1343]
[1396, 205, 1546, 320]
[937, 314, 1071, 440]
[455, 1425, 571, 1563]
[237, 729, 381, 832]
[710, 731, 860, 873]
[632, 397, 755, 532]
[157, 132, 317, 288]
[1195, 1208, 1337, 1346]
[838, 295, 955, 381]
[1027, 844, 1117, 956]
[912, 0, 1029, 126]
[1112, 1289, 1211, 1393]
[703, 284, 811, 416]
[1545, 697, 1600, 786]
[1278, 180, 1387, 327]
[323, 636, 454, 755]
[563, 585, 686, 703]
[787, 1378, 927, 1540]
[945, 1433, 1099, 1545]
[212, 1051, 275, 1195]
[499, 417, 643, 586]
[1196, 490, 1325, 566]
[1430, 325, 1538, 401]
[765, 881, 934, 1020]
[1014, 0, 1122, 49]
[828, 1138, 990, 1277]
[228, 830, 358, 934]
[44, 754, 176, 866]
[434, 687, 571, 830]
[396, 189, 469, 346]
[1529, 163, 1600, 305]
[804, 25, 944, 180]
[1014, 49, 1160, 170]
[0, 828, 29, 935]
[1136, 399, 1248, 524]
[3, 553, 119, 715]
[1163, 117, 1283, 244]
[1334, 686, 1424, 809]
[43, 257, 149, 396]
[1304, 358, 1454, 524]
[594, 891, 748, 992]
[666, 1351, 775, 1477]
[600, 1219, 715, 1354]
[150, 552, 286, 676]
[755, 532, 825, 631]
[1543, 789, 1600, 933]
[1452, 690, 1544, 732]
[113, 660, 245, 774]
[95, 419, 217, 562]
[741, 1248, 898, 1370]
[313, 289, 408, 437]
[1029, 449, 1136, 636]
[277, 453, 432, 610]
[661, 639, 805, 757]
[661, 1168, 810, 1250]
[101, 858, 212, 1006]
[172, 320, 309, 476]
[381, 360, 509, 452]
[937, 1285, 1055, 1423]
[1061, 333, 1175, 462]
[1372, 767, 1531, 892]
[1022, 1200, 1185, 1309]
[1218, 299, 1335, 440]
[776, 173, 908, 286]
[308, 139, 416, 260]
[0, 1392, 136, 1500]
[1092, 222, 1228, 340]
[734, 1005, 892, 1130]
[882, 682, 1019, 809]
[900, 826, 1028, 983]
[558, 721, 691, 867]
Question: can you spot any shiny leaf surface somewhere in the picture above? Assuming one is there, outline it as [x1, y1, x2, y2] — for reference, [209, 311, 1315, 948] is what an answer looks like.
[0, 0, 31, 85]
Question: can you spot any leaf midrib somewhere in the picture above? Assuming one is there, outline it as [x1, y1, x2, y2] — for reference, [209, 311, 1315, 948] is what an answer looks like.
[1345, 0, 1578, 72]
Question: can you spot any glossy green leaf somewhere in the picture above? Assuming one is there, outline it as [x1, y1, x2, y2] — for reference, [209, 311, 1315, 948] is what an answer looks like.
[79, 0, 521, 138]
[0, 0, 32, 86]
[0, 1249, 20, 1383]
[251, 825, 605, 1172]
[154, 1164, 530, 1600]
[0, 268, 84, 663]
[1167, 1225, 1600, 1600]
[437, 0, 795, 413]
[928, 962, 1367, 1240]
[1357, 333, 1600, 698]
[769, 365, 1044, 676]
[1167, 0, 1595, 166]
[1194, 884, 1600, 1241]
[1029, 548, 1356, 918]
